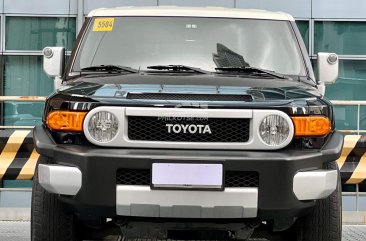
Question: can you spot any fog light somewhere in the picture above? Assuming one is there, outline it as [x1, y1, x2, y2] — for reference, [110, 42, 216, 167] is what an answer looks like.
[259, 115, 290, 146]
[88, 111, 118, 142]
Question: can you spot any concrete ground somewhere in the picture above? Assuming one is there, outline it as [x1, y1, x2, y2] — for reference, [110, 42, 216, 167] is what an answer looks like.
[0, 221, 365, 241]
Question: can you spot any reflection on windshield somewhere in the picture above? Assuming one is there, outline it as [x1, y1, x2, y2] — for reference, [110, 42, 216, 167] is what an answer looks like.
[75, 17, 306, 76]
[213, 43, 250, 68]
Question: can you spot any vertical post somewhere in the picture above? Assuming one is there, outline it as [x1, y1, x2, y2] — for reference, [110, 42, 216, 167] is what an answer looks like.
[0, 55, 4, 126]
[357, 104, 360, 135]
[309, 19, 315, 58]
[356, 184, 359, 211]
[0, 14, 5, 126]
[77, 0, 84, 34]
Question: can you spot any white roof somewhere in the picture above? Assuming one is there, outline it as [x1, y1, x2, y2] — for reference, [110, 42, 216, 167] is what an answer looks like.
[88, 6, 294, 21]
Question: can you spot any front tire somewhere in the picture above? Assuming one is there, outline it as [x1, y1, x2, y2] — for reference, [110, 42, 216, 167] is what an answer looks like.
[296, 161, 342, 241]
[31, 157, 80, 241]
[271, 161, 342, 241]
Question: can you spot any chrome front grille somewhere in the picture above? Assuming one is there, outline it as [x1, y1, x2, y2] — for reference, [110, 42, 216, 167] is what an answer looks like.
[83, 107, 294, 150]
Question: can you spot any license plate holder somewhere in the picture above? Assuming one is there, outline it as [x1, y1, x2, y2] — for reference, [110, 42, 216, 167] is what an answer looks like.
[151, 162, 224, 190]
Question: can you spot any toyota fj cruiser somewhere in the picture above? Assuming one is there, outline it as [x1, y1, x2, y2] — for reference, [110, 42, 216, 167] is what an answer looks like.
[32, 6, 343, 241]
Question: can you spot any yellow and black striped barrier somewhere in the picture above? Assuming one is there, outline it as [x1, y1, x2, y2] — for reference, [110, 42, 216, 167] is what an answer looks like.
[337, 134, 366, 185]
[0, 129, 39, 180]
[0, 129, 365, 184]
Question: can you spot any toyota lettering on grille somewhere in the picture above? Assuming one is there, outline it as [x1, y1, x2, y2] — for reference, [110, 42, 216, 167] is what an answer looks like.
[166, 124, 212, 134]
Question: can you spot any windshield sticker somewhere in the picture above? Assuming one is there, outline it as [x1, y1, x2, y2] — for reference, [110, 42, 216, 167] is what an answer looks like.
[93, 18, 115, 32]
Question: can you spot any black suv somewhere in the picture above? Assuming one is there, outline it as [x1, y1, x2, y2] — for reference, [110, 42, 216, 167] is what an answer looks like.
[32, 6, 343, 241]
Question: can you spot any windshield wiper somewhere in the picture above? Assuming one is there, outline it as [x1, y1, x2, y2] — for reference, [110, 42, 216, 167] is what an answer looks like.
[215, 67, 288, 79]
[81, 65, 138, 73]
[147, 65, 210, 74]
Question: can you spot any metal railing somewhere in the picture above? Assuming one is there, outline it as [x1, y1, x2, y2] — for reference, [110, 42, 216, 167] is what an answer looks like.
[331, 100, 366, 134]
[0, 96, 46, 129]
[0, 96, 46, 102]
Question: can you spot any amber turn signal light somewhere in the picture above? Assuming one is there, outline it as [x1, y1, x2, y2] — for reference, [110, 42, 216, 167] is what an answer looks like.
[291, 116, 331, 137]
[47, 111, 87, 131]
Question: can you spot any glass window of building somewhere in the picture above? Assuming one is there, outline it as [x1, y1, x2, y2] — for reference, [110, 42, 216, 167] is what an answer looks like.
[3, 17, 76, 126]
[3, 56, 51, 125]
[4, 56, 54, 96]
[296, 20, 309, 52]
[314, 21, 366, 55]
[323, 60, 366, 131]
[6, 17, 76, 51]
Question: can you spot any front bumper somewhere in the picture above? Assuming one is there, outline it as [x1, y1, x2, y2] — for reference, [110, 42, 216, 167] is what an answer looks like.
[34, 125, 343, 220]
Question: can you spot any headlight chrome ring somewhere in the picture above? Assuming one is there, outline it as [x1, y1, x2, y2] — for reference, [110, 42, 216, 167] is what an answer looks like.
[259, 114, 291, 147]
[87, 111, 119, 143]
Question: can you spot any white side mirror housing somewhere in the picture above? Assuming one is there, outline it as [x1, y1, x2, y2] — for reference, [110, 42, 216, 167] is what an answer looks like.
[317, 52, 339, 84]
[43, 47, 65, 78]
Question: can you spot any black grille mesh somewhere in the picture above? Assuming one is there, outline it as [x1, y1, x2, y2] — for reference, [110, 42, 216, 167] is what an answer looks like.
[116, 169, 259, 188]
[127, 93, 252, 102]
[116, 169, 150, 186]
[225, 171, 259, 188]
[128, 117, 250, 142]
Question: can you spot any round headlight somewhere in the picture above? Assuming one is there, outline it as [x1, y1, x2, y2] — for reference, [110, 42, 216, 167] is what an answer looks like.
[259, 114, 290, 146]
[88, 111, 118, 143]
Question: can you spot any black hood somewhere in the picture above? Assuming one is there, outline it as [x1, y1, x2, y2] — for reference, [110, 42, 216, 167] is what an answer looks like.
[61, 73, 320, 101]
[45, 73, 332, 119]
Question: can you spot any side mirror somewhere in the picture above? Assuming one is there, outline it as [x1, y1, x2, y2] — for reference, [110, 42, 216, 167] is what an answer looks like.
[43, 47, 65, 78]
[317, 52, 339, 84]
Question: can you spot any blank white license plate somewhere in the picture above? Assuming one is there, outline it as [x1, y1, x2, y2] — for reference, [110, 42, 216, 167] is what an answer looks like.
[152, 163, 223, 189]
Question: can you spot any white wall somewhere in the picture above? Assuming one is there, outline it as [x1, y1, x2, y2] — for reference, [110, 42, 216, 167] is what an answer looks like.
[2, 0, 364, 20]
[312, 0, 366, 19]
[4, 0, 77, 15]
[158, 0, 234, 8]
[84, 0, 158, 14]
[235, 0, 310, 19]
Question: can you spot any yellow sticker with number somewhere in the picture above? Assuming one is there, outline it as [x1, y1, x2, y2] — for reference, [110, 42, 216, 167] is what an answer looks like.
[93, 18, 115, 32]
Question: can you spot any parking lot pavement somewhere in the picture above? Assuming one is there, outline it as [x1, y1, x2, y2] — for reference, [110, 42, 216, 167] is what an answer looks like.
[1, 221, 366, 241]
[343, 225, 366, 241]
[0, 221, 29, 241]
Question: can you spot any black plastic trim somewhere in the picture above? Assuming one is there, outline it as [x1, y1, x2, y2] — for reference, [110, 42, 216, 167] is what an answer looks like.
[33, 126, 343, 221]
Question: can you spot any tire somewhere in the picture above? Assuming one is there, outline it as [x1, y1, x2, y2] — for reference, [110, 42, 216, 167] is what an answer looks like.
[296, 161, 342, 241]
[271, 161, 342, 241]
[31, 157, 81, 241]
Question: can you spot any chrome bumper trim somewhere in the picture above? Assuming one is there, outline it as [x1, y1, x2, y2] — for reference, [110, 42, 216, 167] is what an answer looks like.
[116, 185, 258, 218]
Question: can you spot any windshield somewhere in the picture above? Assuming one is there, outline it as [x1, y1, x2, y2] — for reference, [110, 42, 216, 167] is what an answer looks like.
[73, 17, 307, 76]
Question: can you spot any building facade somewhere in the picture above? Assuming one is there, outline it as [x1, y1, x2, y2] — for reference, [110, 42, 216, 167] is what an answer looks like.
[0, 0, 365, 209]
[0, 0, 364, 130]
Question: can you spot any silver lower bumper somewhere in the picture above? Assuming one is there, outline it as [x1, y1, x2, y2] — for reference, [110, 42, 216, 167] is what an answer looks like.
[116, 186, 258, 218]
